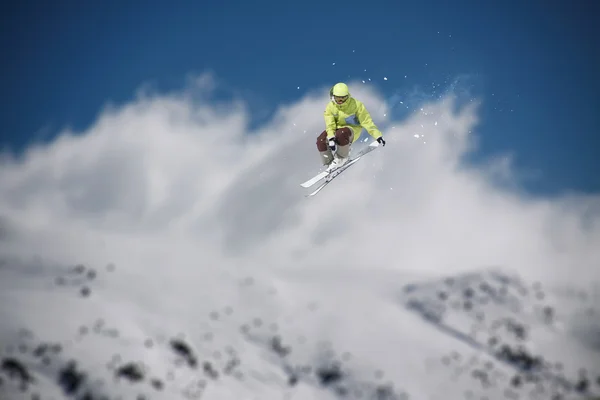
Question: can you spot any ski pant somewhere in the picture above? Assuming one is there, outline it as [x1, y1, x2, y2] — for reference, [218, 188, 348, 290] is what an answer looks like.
[316, 127, 353, 151]
[316, 128, 353, 165]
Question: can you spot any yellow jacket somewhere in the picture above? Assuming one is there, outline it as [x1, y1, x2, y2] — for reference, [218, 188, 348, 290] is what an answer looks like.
[324, 97, 383, 142]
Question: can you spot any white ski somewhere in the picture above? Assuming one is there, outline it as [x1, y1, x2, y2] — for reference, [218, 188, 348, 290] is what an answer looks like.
[305, 156, 361, 197]
[303, 141, 381, 197]
[300, 141, 380, 188]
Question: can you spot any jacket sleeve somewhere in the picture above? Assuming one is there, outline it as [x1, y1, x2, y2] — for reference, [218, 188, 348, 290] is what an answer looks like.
[356, 101, 382, 139]
[324, 103, 337, 139]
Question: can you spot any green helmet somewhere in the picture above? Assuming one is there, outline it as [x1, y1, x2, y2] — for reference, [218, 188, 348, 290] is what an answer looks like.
[330, 82, 350, 105]
[331, 82, 350, 97]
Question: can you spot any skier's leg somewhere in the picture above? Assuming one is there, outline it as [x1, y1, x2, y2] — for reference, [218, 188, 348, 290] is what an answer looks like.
[316, 130, 333, 165]
[334, 127, 353, 159]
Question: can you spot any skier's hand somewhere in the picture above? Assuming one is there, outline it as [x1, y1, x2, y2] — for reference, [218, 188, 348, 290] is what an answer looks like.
[377, 136, 386, 146]
[328, 138, 337, 151]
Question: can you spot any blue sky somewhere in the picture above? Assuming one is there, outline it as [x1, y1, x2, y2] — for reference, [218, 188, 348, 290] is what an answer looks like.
[1, 0, 598, 194]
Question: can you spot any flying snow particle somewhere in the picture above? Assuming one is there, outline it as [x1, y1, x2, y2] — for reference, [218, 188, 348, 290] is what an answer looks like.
[435, 121, 438, 126]
[414, 134, 420, 138]
[332, 62, 336, 65]
[384, 77, 388, 80]
[297, 87, 300, 89]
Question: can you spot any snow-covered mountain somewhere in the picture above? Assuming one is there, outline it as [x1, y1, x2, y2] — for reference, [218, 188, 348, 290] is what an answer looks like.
[1, 261, 598, 400]
[1, 77, 599, 399]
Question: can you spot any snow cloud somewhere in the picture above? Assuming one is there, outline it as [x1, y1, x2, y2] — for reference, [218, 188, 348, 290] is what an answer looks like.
[1, 72, 598, 285]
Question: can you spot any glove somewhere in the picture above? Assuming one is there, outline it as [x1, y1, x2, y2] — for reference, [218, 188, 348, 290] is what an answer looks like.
[377, 136, 386, 146]
[328, 138, 337, 151]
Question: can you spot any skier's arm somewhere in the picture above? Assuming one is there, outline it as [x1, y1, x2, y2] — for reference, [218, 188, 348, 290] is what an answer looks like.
[357, 102, 383, 140]
[324, 104, 337, 140]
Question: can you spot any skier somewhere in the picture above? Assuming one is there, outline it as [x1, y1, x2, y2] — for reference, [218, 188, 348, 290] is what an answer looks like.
[317, 82, 386, 171]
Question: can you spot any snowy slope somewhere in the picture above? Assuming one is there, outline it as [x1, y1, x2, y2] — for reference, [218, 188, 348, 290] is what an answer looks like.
[1, 77, 599, 399]
[1, 260, 598, 400]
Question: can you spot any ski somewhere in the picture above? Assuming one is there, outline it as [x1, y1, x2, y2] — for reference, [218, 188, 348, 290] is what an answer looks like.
[303, 141, 380, 197]
[300, 141, 380, 188]
[300, 170, 330, 188]
[305, 155, 362, 197]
